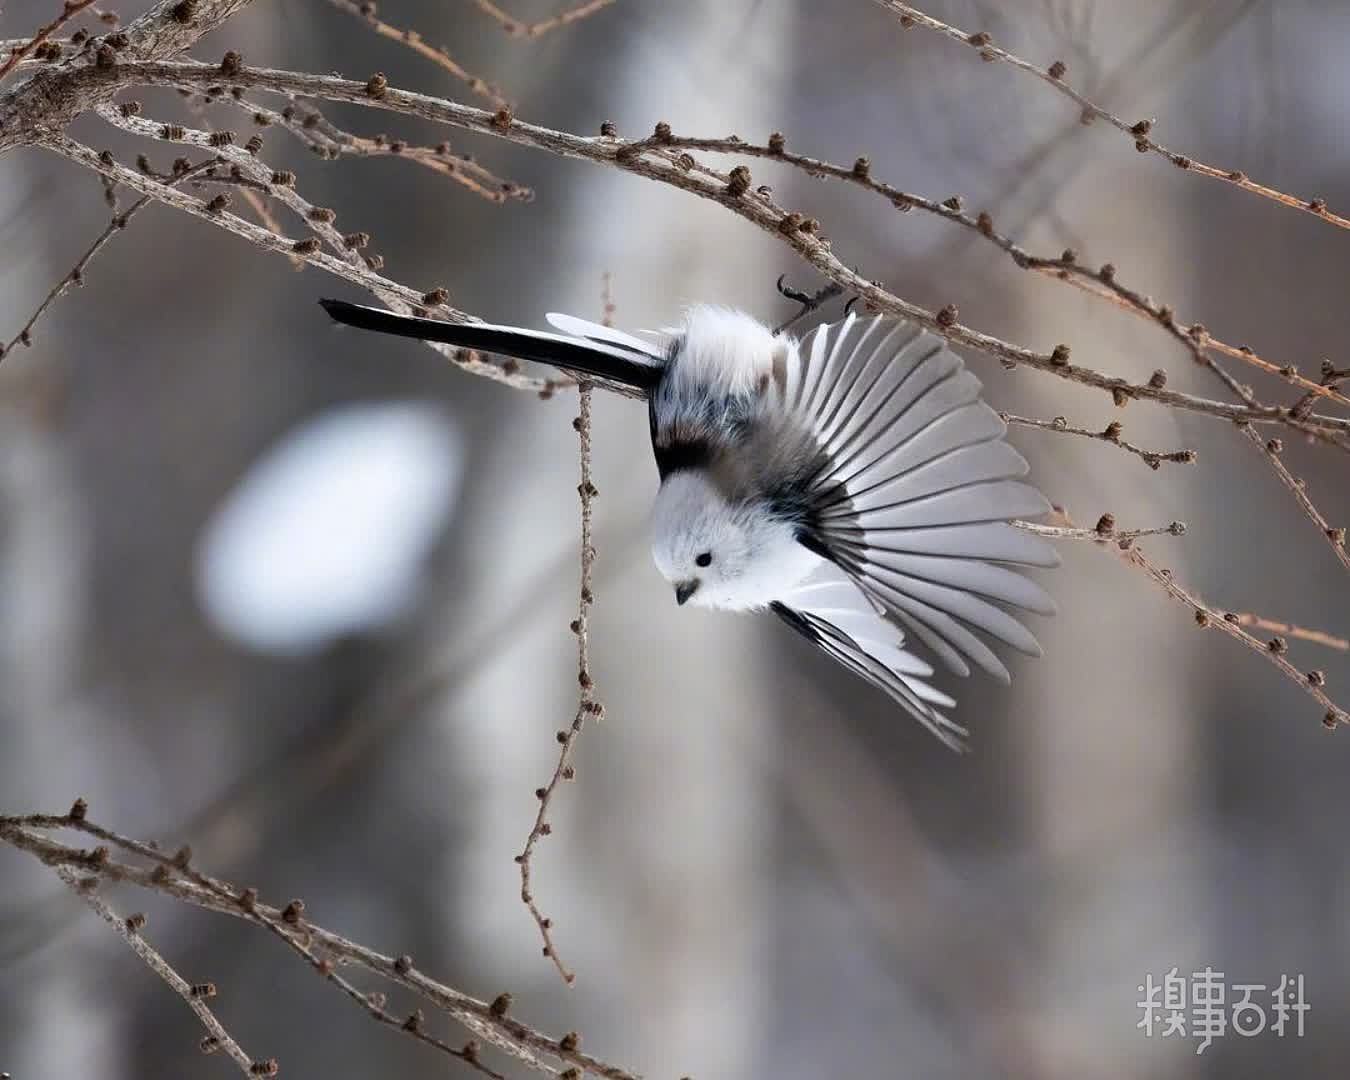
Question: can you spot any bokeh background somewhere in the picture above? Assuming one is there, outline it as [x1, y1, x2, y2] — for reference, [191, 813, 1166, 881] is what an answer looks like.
[3, 1, 1349, 1077]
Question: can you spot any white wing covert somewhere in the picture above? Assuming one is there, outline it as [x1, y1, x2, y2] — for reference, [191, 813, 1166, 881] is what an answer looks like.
[544, 313, 669, 362]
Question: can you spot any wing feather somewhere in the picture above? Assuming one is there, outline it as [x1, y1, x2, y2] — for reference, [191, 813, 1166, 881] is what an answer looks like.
[837, 441, 1032, 511]
[787, 314, 1054, 689]
[816, 321, 919, 448]
[857, 523, 1060, 567]
[774, 564, 966, 748]
[828, 397, 1005, 493]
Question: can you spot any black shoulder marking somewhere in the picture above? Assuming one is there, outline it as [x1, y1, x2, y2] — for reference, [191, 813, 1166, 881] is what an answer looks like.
[653, 439, 715, 480]
[794, 529, 835, 565]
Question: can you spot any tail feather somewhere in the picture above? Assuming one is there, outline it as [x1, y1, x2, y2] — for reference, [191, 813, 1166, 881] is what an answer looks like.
[320, 299, 663, 395]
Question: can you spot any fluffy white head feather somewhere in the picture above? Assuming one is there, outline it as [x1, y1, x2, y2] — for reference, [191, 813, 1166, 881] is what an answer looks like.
[649, 471, 819, 611]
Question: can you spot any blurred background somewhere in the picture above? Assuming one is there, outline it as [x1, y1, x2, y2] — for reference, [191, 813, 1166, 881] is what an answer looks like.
[2, 1, 1349, 1077]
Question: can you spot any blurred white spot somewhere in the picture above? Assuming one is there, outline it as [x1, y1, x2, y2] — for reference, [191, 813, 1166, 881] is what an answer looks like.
[197, 401, 461, 655]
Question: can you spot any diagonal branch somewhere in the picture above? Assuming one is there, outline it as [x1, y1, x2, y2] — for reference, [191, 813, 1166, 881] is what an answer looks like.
[45, 131, 554, 394]
[871, 2, 1350, 233]
[517, 282, 607, 984]
[224, 93, 531, 203]
[639, 127, 1348, 570]
[323, 0, 509, 107]
[1237, 423, 1350, 575]
[1, 157, 216, 363]
[470, 0, 618, 39]
[1231, 615, 1348, 653]
[53, 865, 265, 1076]
[1026, 512, 1348, 728]
[94, 60, 1350, 438]
[623, 131, 1350, 414]
[0, 0, 259, 150]
[1003, 412, 1196, 470]
[0, 0, 98, 83]
[1, 811, 644, 1079]
[1120, 545, 1349, 729]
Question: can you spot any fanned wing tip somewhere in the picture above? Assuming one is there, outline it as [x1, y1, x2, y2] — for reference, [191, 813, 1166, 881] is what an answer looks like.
[774, 567, 969, 749]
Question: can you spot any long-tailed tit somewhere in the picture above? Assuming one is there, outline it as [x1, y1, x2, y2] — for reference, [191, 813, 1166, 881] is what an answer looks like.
[320, 298, 1057, 746]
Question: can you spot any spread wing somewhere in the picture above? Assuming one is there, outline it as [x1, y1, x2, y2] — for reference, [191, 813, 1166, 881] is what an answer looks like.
[320, 299, 664, 396]
[771, 563, 965, 749]
[787, 313, 1058, 685]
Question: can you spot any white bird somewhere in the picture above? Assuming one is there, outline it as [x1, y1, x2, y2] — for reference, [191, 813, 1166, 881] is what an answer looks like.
[320, 298, 1058, 746]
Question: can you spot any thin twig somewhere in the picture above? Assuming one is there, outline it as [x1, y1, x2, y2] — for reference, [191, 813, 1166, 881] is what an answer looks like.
[872, 1, 1350, 233]
[324, 0, 509, 107]
[49, 130, 552, 394]
[1017, 509, 1347, 727]
[1014, 518, 1187, 545]
[0, 0, 98, 83]
[1237, 423, 1350, 575]
[1231, 615, 1349, 652]
[1119, 546, 1348, 729]
[179, 90, 300, 262]
[1003, 413, 1196, 470]
[1, 157, 216, 363]
[517, 280, 608, 985]
[102, 102, 542, 390]
[59, 821, 511, 1077]
[229, 94, 531, 203]
[53, 865, 263, 1077]
[470, 0, 617, 38]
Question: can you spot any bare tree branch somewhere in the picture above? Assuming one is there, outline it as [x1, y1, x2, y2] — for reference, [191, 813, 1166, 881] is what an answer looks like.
[1, 810, 645, 1079]
[323, 0, 509, 107]
[621, 131, 1350, 415]
[1231, 615, 1349, 653]
[1120, 545, 1348, 729]
[70, 59, 1350, 440]
[42, 131, 555, 395]
[0, 0, 98, 83]
[871, 1, 1350, 233]
[218, 92, 531, 204]
[1003, 412, 1196, 470]
[517, 277, 611, 985]
[470, 0, 618, 39]
[1, 157, 217, 363]
[1014, 507, 1348, 726]
[52, 865, 266, 1077]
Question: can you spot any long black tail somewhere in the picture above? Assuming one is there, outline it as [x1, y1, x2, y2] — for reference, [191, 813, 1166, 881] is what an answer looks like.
[320, 299, 663, 395]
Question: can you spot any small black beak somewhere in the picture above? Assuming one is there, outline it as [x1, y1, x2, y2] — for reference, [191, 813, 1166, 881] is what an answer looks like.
[674, 580, 700, 606]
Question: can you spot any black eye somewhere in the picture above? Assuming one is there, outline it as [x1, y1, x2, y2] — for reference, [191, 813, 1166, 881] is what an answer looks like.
[695, 551, 713, 568]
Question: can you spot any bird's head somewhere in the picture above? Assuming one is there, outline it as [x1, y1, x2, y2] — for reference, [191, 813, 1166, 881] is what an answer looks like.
[649, 471, 811, 612]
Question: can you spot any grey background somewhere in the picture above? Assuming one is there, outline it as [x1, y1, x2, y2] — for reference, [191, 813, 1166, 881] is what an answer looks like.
[2, 2, 1348, 1077]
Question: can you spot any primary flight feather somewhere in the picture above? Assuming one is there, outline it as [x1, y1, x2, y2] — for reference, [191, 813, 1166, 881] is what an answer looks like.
[319, 297, 1058, 747]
